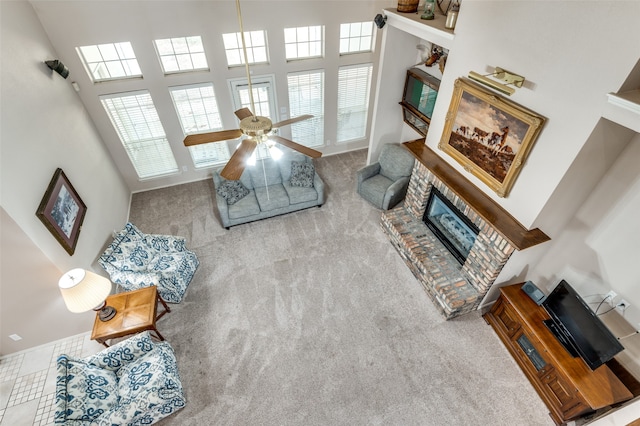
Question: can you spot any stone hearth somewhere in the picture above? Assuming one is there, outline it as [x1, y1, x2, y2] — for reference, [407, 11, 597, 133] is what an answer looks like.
[381, 140, 550, 319]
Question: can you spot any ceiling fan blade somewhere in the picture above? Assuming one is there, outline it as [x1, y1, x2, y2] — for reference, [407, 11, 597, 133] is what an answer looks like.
[220, 138, 258, 180]
[270, 135, 322, 158]
[184, 129, 243, 147]
[235, 108, 254, 120]
[272, 114, 313, 128]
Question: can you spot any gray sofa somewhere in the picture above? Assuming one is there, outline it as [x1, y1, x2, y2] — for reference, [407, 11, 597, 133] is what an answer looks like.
[212, 153, 324, 229]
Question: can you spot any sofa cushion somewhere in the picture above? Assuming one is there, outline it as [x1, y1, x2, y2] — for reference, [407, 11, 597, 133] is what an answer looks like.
[290, 161, 315, 188]
[255, 184, 289, 211]
[239, 172, 254, 190]
[359, 174, 393, 208]
[228, 191, 261, 219]
[378, 144, 415, 181]
[217, 180, 250, 205]
[278, 153, 308, 181]
[249, 159, 282, 188]
[283, 181, 318, 204]
[61, 359, 118, 421]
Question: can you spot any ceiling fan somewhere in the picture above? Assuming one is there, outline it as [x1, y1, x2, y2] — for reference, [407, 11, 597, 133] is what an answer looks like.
[183, 0, 322, 180]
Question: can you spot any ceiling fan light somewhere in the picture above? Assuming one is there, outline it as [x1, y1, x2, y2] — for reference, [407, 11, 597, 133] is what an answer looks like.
[269, 145, 283, 160]
[247, 151, 257, 166]
[240, 116, 272, 139]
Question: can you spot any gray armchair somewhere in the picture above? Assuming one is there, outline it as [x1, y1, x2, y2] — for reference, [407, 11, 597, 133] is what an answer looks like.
[356, 144, 415, 209]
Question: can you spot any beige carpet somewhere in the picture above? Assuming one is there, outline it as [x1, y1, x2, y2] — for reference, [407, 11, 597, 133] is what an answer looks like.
[129, 149, 553, 425]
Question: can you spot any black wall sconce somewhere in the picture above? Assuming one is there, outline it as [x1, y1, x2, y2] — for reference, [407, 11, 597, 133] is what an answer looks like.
[374, 13, 387, 29]
[45, 60, 69, 79]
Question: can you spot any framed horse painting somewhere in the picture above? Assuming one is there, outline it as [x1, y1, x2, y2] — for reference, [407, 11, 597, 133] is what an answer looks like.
[439, 78, 545, 197]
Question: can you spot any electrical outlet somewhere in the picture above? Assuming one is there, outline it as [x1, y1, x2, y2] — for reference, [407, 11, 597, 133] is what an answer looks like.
[616, 299, 630, 314]
[605, 290, 617, 306]
[9, 334, 22, 341]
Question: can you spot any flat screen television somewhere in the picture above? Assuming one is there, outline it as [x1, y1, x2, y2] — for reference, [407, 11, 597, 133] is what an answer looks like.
[542, 280, 624, 371]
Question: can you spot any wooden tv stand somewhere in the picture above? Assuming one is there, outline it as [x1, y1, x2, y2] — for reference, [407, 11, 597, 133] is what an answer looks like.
[484, 284, 633, 425]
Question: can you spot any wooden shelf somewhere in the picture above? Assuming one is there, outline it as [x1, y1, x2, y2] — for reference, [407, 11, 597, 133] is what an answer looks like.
[383, 8, 455, 49]
[403, 140, 550, 250]
[603, 89, 640, 133]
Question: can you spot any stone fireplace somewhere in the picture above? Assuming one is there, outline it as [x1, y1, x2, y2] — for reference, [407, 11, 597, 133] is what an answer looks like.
[381, 140, 550, 319]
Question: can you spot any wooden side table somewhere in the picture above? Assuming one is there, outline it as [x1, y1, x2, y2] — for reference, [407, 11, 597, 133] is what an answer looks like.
[91, 286, 171, 347]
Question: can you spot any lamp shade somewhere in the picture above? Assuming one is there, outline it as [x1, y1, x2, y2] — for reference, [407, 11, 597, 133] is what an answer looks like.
[58, 268, 112, 313]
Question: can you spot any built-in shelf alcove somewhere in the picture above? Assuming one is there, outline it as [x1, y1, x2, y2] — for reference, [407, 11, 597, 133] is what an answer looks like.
[602, 58, 640, 133]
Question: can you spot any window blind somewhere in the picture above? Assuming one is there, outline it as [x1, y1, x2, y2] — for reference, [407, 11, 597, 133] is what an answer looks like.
[169, 83, 230, 168]
[337, 64, 373, 143]
[100, 91, 178, 179]
[287, 70, 324, 148]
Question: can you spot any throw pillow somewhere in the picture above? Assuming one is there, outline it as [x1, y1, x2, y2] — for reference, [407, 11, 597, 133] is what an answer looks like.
[217, 180, 250, 205]
[290, 161, 315, 188]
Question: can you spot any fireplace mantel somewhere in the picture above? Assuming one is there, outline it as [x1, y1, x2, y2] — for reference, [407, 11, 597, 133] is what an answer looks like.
[403, 140, 549, 251]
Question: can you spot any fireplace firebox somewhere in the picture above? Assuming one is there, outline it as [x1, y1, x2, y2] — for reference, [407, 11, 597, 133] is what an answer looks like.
[422, 187, 479, 265]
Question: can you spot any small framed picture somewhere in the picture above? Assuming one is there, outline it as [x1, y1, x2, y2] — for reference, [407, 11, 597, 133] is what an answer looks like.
[36, 168, 87, 255]
[439, 78, 545, 197]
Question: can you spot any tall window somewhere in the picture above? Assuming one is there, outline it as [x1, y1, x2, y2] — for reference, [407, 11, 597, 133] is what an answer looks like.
[222, 30, 268, 66]
[77, 42, 142, 82]
[169, 83, 231, 168]
[284, 26, 324, 60]
[337, 64, 373, 143]
[230, 76, 277, 161]
[154, 36, 208, 74]
[100, 91, 178, 179]
[230, 75, 277, 119]
[287, 70, 324, 148]
[339, 22, 375, 54]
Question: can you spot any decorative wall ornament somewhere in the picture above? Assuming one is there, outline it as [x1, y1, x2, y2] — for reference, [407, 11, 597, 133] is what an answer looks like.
[36, 168, 87, 255]
[438, 78, 545, 197]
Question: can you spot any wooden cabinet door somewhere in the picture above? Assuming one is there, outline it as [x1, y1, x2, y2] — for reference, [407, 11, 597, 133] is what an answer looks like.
[490, 298, 521, 338]
[540, 367, 588, 420]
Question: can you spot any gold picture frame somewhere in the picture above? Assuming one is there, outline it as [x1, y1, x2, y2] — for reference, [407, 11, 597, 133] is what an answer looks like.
[438, 78, 545, 197]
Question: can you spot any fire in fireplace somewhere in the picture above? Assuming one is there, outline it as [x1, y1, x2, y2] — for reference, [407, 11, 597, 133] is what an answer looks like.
[422, 187, 479, 265]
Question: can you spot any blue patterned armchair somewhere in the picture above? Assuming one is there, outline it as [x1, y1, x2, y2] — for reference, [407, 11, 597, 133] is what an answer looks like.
[55, 331, 185, 425]
[98, 223, 199, 303]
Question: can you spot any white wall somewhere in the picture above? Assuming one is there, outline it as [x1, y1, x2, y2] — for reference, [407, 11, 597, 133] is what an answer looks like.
[445, 3, 640, 377]
[0, 0, 131, 354]
[31, 0, 392, 193]
[422, 1, 640, 229]
[1, 208, 97, 354]
[530, 133, 640, 377]
[370, 0, 640, 388]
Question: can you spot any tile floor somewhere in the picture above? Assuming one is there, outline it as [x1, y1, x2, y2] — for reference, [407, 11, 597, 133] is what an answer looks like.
[0, 333, 103, 426]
